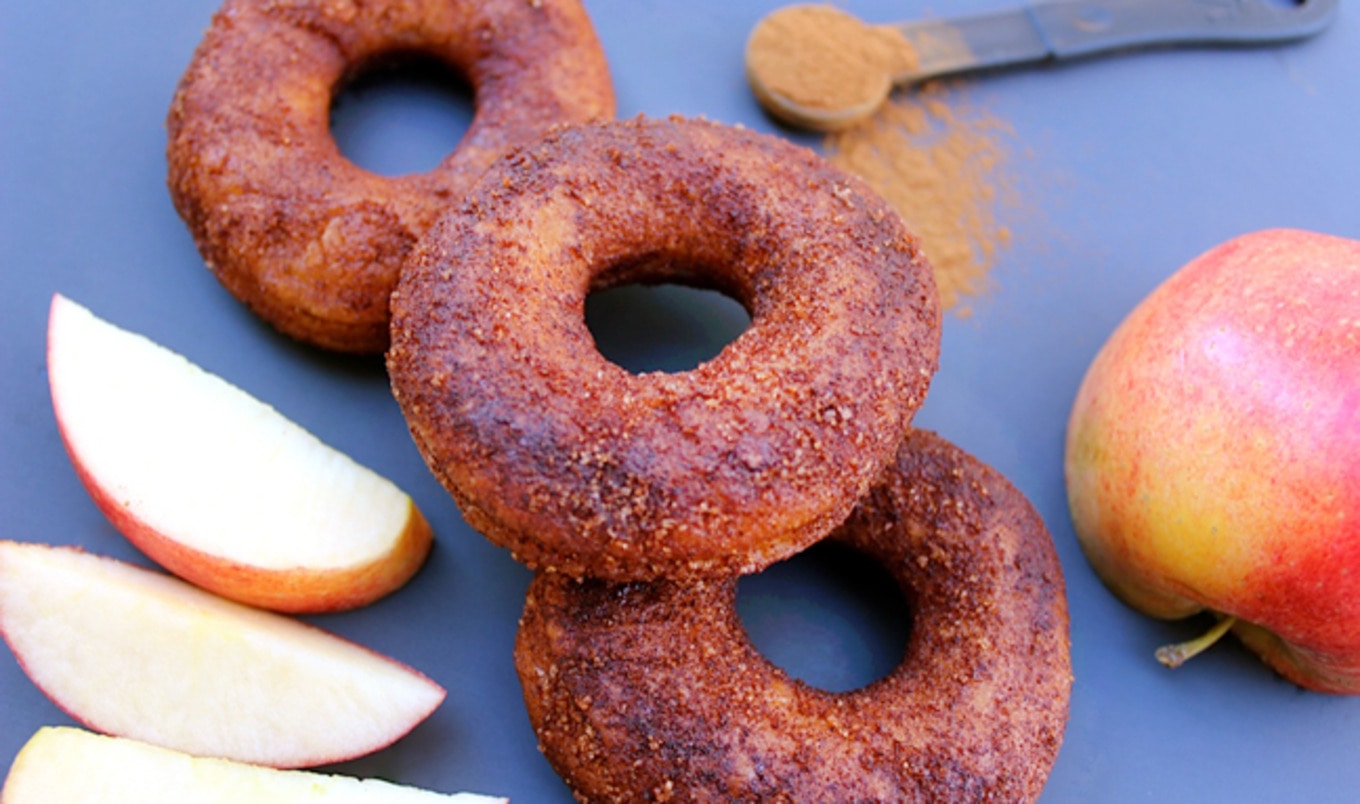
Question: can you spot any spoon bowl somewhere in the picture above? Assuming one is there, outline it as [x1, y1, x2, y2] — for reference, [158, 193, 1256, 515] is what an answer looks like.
[743, 4, 909, 132]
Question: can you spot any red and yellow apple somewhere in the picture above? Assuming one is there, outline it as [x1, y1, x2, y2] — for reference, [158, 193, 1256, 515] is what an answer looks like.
[0, 540, 445, 768]
[46, 294, 432, 613]
[1065, 228, 1360, 693]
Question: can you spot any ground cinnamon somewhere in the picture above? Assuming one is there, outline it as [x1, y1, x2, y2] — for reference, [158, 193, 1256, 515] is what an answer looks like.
[745, 4, 916, 114]
[824, 85, 1015, 314]
[746, 5, 1016, 314]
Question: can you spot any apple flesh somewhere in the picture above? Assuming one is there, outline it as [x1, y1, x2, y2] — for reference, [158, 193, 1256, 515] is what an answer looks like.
[0, 540, 445, 768]
[1, 727, 505, 803]
[46, 294, 432, 613]
[1065, 228, 1360, 693]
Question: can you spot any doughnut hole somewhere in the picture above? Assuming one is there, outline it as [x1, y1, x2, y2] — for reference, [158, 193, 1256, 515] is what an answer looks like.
[584, 255, 752, 374]
[737, 540, 913, 693]
[584, 284, 750, 374]
[329, 52, 473, 177]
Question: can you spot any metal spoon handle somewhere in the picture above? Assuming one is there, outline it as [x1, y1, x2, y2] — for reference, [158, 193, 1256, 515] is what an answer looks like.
[892, 0, 1339, 82]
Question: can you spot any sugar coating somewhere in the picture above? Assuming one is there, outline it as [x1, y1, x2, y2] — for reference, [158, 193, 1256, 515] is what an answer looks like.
[388, 115, 943, 581]
[166, 0, 616, 353]
[515, 429, 1072, 802]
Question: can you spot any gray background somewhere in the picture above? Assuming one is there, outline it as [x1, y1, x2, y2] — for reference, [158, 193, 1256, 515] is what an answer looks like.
[3, 1, 1359, 801]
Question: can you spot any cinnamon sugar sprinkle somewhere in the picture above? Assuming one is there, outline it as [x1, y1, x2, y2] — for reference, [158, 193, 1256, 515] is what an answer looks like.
[823, 84, 1016, 315]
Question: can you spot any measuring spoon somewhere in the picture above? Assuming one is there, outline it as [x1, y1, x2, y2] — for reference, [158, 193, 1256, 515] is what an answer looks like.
[746, 0, 1339, 131]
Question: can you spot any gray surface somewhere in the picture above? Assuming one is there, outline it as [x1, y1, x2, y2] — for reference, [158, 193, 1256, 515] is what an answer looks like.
[3, 1, 1359, 801]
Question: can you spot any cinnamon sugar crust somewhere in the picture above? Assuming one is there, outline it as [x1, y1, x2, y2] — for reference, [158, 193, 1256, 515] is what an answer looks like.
[166, 0, 615, 353]
[515, 429, 1072, 802]
[388, 116, 942, 582]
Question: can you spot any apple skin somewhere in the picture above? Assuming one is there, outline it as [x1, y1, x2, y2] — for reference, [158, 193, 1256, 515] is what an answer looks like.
[69, 464, 434, 614]
[0, 540, 447, 769]
[1065, 228, 1360, 693]
[45, 294, 434, 614]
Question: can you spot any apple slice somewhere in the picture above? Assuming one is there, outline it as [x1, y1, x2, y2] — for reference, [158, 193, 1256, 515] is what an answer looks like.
[46, 293, 432, 613]
[0, 541, 445, 769]
[1, 727, 506, 803]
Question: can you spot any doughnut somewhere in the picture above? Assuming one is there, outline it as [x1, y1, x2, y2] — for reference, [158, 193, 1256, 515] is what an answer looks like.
[387, 115, 942, 582]
[166, 0, 616, 353]
[515, 429, 1072, 802]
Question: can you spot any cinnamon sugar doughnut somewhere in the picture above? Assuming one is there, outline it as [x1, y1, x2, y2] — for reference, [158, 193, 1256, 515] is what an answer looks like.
[387, 116, 941, 582]
[166, 0, 615, 353]
[515, 429, 1072, 802]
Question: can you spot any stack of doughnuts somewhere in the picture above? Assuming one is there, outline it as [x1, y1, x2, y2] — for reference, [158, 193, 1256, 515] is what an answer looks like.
[387, 115, 1072, 802]
[168, 2, 1071, 800]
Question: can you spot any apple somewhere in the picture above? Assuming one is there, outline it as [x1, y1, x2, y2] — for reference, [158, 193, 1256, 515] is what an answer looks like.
[1, 727, 505, 803]
[46, 293, 432, 613]
[1065, 228, 1360, 693]
[0, 540, 445, 768]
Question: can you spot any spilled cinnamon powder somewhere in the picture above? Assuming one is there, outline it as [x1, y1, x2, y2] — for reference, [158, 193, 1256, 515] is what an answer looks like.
[823, 86, 1015, 314]
[745, 5, 1016, 313]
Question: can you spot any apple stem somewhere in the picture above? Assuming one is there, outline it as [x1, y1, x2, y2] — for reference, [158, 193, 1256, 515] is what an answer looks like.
[1155, 616, 1238, 669]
